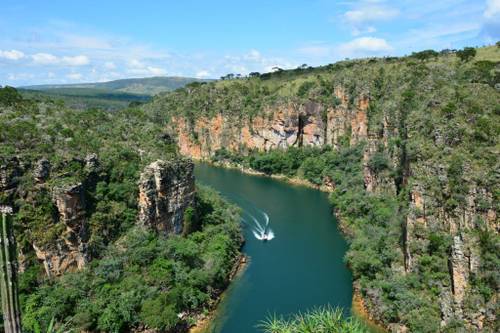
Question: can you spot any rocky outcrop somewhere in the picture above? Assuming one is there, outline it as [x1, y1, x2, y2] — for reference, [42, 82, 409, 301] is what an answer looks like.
[450, 236, 468, 316]
[170, 88, 372, 175]
[34, 183, 88, 276]
[33, 158, 50, 183]
[138, 159, 195, 235]
[0, 157, 23, 199]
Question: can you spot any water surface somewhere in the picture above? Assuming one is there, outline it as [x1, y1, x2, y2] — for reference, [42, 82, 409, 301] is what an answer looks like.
[195, 163, 352, 333]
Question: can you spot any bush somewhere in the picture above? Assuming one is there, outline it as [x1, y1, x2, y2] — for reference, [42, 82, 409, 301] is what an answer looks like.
[456, 47, 476, 62]
[411, 50, 439, 61]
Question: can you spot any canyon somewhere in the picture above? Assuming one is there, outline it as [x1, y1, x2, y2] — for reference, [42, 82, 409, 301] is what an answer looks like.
[165, 79, 498, 331]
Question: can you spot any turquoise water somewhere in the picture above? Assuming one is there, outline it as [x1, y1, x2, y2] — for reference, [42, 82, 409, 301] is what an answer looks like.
[195, 163, 352, 333]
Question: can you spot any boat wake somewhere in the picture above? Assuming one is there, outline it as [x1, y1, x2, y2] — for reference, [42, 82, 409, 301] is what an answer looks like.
[243, 210, 275, 242]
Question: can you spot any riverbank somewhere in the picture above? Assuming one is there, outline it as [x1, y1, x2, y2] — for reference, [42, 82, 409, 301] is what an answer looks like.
[189, 255, 249, 333]
[205, 160, 333, 192]
[195, 159, 387, 333]
[352, 283, 387, 333]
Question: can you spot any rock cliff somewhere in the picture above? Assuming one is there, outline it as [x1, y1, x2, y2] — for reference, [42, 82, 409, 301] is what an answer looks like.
[169, 91, 369, 159]
[138, 159, 195, 235]
[166, 79, 498, 331]
[33, 182, 89, 276]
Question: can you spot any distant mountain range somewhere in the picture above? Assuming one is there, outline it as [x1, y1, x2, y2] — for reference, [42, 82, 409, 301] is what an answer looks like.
[21, 76, 212, 96]
[18, 76, 212, 110]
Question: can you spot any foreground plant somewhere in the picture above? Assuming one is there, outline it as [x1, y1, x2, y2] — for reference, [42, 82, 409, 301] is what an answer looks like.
[0, 206, 22, 333]
[259, 307, 368, 333]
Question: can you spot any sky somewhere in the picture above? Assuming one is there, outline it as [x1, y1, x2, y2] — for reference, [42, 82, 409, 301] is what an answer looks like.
[0, 0, 498, 86]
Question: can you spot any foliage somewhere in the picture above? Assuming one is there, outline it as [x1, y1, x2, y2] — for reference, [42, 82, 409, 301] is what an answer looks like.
[259, 307, 368, 333]
[456, 47, 476, 62]
[0, 86, 23, 106]
[20, 186, 241, 332]
[411, 49, 439, 61]
[174, 44, 500, 332]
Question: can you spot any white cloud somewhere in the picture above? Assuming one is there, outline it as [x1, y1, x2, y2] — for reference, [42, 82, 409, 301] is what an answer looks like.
[195, 70, 211, 78]
[104, 61, 116, 70]
[128, 59, 146, 68]
[146, 66, 166, 76]
[484, 0, 500, 18]
[344, 6, 399, 24]
[481, 0, 500, 40]
[31, 52, 59, 65]
[62, 55, 89, 66]
[0, 49, 25, 60]
[66, 72, 83, 80]
[31, 53, 89, 66]
[339, 37, 392, 57]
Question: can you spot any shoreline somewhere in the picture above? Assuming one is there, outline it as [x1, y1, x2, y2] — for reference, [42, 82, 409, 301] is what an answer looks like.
[203, 160, 333, 193]
[194, 158, 386, 332]
[189, 254, 248, 333]
[352, 283, 387, 333]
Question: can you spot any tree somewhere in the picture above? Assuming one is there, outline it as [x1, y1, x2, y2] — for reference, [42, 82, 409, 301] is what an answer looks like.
[0, 86, 22, 106]
[456, 47, 476, 62]
[249, 72, 261, 78]
[496, 41, 500, 49]
[411, 49, 439, 61]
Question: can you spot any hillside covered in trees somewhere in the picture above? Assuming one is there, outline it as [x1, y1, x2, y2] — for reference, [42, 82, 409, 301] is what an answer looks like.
[146, 45, 500, 332]
[0, 87, 243, 332]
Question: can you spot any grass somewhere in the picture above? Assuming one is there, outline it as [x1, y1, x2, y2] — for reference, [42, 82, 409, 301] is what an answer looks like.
[474, 45, 500, 61]
[258, 307, 369, 333]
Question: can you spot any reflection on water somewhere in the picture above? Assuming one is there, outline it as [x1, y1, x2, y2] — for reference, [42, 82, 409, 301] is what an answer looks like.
[195, 163, 353, 333]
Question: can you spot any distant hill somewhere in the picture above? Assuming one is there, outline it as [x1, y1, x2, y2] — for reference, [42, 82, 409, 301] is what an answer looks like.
[22, 76, 212, 96]
[19, 76, 212, 110]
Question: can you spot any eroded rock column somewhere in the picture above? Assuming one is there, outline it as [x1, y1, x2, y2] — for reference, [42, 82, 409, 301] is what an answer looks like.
[138, 159, 195, 235]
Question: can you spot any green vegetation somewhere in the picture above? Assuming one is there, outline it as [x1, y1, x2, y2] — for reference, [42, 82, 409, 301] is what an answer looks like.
[21, 186, 241, 332]
[18, 88, 150, 111]
[1, 43, 498, 332]
[456, 47, 477, 62]
[19, 76, 212, 110]
[260, 307, 368, 333]
[0, 87, 242, 332]
[150, 44, 499, 332]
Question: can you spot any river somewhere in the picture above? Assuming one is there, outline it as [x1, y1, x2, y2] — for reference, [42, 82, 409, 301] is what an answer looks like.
[195, 163, 353, 333]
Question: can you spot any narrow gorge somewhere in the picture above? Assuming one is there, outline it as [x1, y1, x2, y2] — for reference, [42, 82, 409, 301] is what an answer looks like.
[148, 47, 499, 332]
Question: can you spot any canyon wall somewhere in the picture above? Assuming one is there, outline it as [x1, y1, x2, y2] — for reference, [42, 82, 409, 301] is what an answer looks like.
[167, 83, 498, 331]
[169, 88, 369, 158]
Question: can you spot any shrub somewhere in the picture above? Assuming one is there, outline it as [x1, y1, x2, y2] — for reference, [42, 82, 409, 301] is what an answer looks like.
[456, 47, 476, 62]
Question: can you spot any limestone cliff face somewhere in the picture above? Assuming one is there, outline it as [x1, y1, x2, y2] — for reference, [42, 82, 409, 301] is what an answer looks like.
[170, 87, 370, 161]
[138, 159, 195, 235]
[0, 156, 100, 276]
[34, 182, 88, 276]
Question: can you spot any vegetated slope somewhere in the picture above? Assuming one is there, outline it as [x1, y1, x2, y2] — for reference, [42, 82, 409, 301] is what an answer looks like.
[19, 76, 212, 110]
[146, 45, 500, 332]
[0, 87, 242, 332]
[18, 88, 151, 110]
[22, 76, 212, 96]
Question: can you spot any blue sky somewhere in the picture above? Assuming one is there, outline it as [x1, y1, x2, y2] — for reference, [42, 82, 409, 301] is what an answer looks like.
[0, 0, 498, 86]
